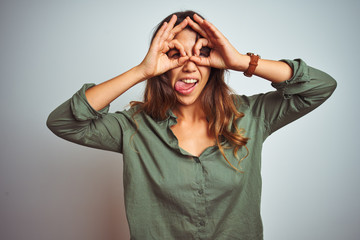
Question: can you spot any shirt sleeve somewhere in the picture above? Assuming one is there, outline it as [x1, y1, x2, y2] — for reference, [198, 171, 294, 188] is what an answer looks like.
[46, 83, 126, 153]
[245, 59, 337, 137]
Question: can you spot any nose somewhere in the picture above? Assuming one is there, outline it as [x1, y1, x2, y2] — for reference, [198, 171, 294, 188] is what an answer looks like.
[182, 58, 197, 73]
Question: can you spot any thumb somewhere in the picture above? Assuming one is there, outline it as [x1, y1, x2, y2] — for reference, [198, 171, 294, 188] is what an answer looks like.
[170, 56, 189, 68]
[190, 56, 211, 67]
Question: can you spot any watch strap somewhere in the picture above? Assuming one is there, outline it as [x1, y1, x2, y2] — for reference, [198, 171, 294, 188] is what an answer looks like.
[243, 53, 260, 77]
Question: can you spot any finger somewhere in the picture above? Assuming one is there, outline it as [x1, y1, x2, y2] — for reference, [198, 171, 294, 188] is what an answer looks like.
[193, 13, 205, 25]
[193, 14, 221, 40]
[193, 38, 210, 56]
[186, 16, 208, 38]
[152, 22, 168, 45]
[161, 15, 177, 40]
[192, 14, 216, 40]
[161, 41, 170, 54]
[189, 56, 211, 67]
[203, 19, 224, 39]
[168, 18, 188, 40]
[167, 14, 178, 29]
[168, 39, 186, 56]
[178, 56, 190, 66]
[169, 56, 189, 69]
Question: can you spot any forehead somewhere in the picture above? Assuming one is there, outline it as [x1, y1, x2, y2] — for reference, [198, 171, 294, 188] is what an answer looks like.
[174, 29, 198, 46]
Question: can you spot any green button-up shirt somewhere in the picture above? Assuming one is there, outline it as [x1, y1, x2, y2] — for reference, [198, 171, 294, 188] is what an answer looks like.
[47, 59, 336, 240]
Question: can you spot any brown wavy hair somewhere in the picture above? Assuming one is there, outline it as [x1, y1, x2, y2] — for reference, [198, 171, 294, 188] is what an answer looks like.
[131, 10, 249, 172]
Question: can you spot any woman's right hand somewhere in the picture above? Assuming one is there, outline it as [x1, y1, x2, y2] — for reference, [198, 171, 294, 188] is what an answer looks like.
[138, 15, 190, 79]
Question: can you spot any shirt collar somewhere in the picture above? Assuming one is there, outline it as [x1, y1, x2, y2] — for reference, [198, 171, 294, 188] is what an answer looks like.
[155, 109, 177, 123]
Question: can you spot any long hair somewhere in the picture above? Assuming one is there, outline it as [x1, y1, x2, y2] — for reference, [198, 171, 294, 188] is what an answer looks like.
[131, 10, 249, 171]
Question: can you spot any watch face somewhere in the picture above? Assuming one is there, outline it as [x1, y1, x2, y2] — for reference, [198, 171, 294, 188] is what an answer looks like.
[246, 52, 261, 58]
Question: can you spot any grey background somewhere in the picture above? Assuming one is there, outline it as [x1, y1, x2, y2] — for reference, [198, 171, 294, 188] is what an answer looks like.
[1, 0, 359, 239]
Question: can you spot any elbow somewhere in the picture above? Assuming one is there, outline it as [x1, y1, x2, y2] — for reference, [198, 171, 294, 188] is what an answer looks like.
[323, 74, 337, 99]
[46, 109, 59, 135]
[329, 76, 337, 93]
[313, 67, 337, 99]
[46, 99, 73, 136]
[309, 66, 337, 98]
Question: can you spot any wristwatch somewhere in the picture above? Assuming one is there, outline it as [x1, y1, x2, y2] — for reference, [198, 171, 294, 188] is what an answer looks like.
[243, 52, 260, 77]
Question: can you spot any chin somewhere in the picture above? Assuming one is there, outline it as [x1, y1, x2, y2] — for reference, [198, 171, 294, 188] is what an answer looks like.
[175, 94, 200, 107]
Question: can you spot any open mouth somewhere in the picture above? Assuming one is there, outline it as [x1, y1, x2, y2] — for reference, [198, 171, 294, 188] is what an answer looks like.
[174, 79, 199, 95]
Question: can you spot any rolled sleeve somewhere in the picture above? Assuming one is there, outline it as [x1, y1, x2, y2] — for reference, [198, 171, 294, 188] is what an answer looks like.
[71, 83, 110, 121]
[271, 59, 311, 98]
[47, 84, 124, 153]
[244, 59, 336, 137]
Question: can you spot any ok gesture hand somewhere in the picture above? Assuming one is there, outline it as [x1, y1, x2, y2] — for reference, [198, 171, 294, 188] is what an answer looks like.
[187, 14, 245, 71]
[139, 15, 190, 79]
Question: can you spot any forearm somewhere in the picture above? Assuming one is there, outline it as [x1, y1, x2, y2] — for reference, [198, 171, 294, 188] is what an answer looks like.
[237, 54, 293, 83]
[47, 84, 123, 152]
[85, 65, 147, 111]
[244, 59, 337, 136]
[85, 15, 192, 112]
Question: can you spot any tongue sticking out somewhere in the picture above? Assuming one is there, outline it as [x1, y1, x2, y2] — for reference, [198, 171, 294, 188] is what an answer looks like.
[174, 81, 197, 94]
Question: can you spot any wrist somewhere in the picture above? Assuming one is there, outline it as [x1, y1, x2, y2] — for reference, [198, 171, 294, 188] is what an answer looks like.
[243, 53, 261, 77]
[234, 54, 251, 72]
[134, 64, 153, 82]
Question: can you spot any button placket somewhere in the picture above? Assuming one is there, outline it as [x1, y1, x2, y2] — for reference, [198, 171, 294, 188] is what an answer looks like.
[193, 156, 201, 163]
[193, 156, 207, 234]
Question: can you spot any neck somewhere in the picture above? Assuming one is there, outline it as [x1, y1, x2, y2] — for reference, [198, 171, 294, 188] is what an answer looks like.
[172, 101, 206, 122]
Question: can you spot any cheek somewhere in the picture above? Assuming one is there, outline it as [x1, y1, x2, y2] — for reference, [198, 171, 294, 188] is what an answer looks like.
[200, 67, 211, 81]
[166, 70, 176, 86]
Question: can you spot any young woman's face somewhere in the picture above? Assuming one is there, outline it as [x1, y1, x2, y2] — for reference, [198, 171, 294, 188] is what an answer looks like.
[166, 29, 211, 107]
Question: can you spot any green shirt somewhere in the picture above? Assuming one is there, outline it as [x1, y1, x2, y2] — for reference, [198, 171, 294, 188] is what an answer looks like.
[47, 59, 336, 240]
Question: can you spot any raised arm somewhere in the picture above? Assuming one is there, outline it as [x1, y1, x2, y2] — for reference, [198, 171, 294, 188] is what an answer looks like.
[245, 59, 337, 136]
[47, 15, 190, 150]
[187, 14, 294, 83]
[186, 14, 336, 136]
[85, 14, 190, 111]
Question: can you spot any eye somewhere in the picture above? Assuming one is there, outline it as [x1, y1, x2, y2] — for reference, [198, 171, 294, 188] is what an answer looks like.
[167, 49, 180, 59]
[199, 47, 211, 57]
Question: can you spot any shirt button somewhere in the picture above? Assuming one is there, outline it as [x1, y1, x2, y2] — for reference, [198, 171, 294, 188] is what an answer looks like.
[199, 220, 205, 226]
[198, 189, 204, 195]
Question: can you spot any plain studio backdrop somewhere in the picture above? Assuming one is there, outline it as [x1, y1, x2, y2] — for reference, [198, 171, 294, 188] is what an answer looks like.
[0, 0, 359, 239]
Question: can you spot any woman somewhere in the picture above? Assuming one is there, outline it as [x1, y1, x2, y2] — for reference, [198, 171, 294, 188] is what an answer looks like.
[47, 10, 336, 240]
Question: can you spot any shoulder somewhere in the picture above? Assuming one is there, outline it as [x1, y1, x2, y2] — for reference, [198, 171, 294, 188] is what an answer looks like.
[114, 104, 162, 128]
[114, 104, 142, 121]
[231, 93, 268, 111]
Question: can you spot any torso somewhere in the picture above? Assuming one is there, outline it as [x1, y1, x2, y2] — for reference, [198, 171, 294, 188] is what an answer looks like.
[170, 118, 215, 157]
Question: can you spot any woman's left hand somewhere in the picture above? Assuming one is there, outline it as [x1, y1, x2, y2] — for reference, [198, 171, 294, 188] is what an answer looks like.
[187, 14, 247, 71]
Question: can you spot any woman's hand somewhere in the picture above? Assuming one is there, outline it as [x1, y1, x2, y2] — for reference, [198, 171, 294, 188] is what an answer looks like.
[139, 15, 190, 79]
[187, 14, 247, 71]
